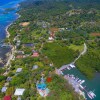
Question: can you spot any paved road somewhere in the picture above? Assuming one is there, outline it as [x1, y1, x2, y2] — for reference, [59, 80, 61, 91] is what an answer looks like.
[73, 43, 87, 63]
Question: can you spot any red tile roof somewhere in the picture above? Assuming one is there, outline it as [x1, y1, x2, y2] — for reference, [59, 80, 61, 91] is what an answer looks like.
[32, 52, 39, 57]
[16, 55, 23, 59]
[4, 96, 11, 100]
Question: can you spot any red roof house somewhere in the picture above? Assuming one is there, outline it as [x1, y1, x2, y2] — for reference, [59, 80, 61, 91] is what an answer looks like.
[4, 96, 11, 100]
[46, 77, 52, 83]
[32, 52, 39, 57]
[16, 55, 23, 59]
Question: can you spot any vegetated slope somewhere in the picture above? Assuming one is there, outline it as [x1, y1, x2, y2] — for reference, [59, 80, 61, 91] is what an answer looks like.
[76, 49, 100, 79]
[42, 42, 78, 68]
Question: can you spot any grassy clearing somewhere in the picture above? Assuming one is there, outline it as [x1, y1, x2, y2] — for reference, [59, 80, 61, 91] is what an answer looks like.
[68, 44, 84, 53]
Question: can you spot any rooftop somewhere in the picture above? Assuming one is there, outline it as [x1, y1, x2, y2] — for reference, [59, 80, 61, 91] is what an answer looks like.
[4, 96, 11, 100]
[16, 68, 22, 73]
[1, 87, 7, 93]
[14, 88, 25, 96]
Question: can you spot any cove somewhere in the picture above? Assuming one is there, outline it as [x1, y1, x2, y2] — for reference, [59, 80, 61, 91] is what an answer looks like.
[63, 68, 100, 100]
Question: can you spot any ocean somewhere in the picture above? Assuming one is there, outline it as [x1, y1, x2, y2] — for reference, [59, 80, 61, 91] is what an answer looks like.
[0, 0, 23, 67]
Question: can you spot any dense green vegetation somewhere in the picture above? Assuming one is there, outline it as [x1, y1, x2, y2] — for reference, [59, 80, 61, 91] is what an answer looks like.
[46, 74, 84, 100]
[76, 49, 100, 79]
[42, 42, 78, 68]
[1, 0, 100, 99]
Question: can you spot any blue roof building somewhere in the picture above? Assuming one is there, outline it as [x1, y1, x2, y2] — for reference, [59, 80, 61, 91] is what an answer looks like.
[37, 83, 47, 90]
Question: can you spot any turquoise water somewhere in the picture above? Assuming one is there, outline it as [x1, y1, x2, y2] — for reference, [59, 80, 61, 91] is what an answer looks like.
[0, 0, 23, 67]
[0, 0, 23, 39]
[63, 68, 100, 100]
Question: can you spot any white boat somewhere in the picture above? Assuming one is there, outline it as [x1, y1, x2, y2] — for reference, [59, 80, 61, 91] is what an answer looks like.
[78, 79, 81, 83]
[87, 91, 96, 99]
[67, 66, 71, 70]
[80, 80, 85, 84]
[75, 78, 79, 81]
[70, 64, 76, 68]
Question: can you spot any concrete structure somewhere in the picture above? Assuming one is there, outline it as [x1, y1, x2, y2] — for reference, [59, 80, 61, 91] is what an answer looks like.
[14, 88, 25, 96]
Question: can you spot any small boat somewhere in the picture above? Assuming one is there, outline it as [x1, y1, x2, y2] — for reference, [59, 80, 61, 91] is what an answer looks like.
[70, 64, 76, 68]
[67, 66, 71, 70]
[78, 79, 81, 83]
[80, 80, 85, 84]
[87, 91, 96, 99]
[75, 78, 79, 81]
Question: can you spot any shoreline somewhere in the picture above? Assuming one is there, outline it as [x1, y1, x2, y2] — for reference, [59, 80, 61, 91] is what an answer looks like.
[5, 12, 21, 38]
[4, 5, 21, 67]
[5, 23, 13, 38]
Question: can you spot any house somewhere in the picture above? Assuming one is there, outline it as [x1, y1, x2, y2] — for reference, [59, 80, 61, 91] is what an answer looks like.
[36, 76, 50, 97]
[37, 88, 50, 97]
[1, 87, 7, 93]
[48, 36, 54, 41]
[16, 40, 21, 46]
[17, 51, 24, 55]
[48, 28, 59, 41]
[3, 96, 11, 100]
[16, 68, 22, 73]
[32, 65, 38, 70]
[14, 88, 25, 96]
[23, 43, 34, 48]
[6, 77, 12, 82]
[49, 63, 53, 67]
[37, 83, 47, 90]
[16, 55, 23, 59]
[32, 52, 39, 57]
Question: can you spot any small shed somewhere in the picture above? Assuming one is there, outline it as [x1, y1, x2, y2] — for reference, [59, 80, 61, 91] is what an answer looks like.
[16, 68, 22, 73]
[1, 87, 7, 93]
[14, 88, 25, 96]
[32, 65, 38, 70]
[4, 96, 11, 100]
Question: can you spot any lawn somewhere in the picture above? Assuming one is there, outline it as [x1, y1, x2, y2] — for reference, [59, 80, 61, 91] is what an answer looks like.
[68, 44, 84, 53]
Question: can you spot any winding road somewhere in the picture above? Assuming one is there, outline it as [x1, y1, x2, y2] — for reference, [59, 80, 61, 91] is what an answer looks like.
[73, 43, 87, 64]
